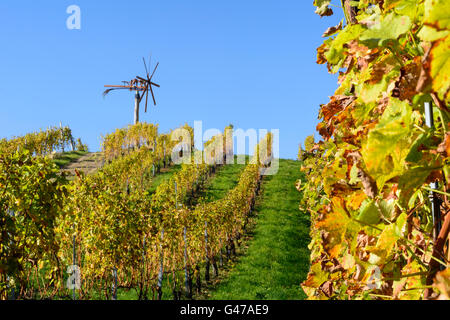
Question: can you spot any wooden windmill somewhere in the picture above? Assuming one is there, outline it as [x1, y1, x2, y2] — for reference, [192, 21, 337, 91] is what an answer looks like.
[104, 57, 160, 124]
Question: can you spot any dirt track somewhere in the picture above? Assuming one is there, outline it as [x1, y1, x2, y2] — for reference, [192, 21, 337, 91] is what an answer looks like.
[61, 152, 104, 178]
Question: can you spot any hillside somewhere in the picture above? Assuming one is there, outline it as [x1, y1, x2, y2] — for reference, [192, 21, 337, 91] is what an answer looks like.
[55, 154, 309, 300]
[57, 154, 309, 300]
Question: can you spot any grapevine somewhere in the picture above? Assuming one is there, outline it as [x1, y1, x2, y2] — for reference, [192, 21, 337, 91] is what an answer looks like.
[54, 124, 272, 299]
[0, 126, 77, 157]
[300, 0, 450, 299]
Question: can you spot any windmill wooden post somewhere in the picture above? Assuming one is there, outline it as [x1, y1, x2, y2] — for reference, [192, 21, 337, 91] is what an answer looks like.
[134, 91, 141, 124]
[104, 56, 160, 125]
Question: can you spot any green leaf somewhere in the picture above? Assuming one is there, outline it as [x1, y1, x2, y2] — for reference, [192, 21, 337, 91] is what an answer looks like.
[367, 213, 408, 265]
[360, 13, 412, 47]
[357, 199, 381, 225]
[349, 163, 360, 185]
[398, 166, 434, 206]
[304, 261, 330, 288]
[385, 0, 424, 22]
[405, 132, 432, 163]
[444, 164, 450, 184]
[378, 199, 396, 221]
[357, 67, 401, 103]
[418, 25, 449, 42]
[430, 35, 450, 103]
[424, 0, 450, 30]
[362, 98, 415, 189]
[324, 24, 365, 72]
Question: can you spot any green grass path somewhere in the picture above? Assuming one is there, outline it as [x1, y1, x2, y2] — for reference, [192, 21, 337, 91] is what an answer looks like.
[202, 162, 246, 202]
[209, 159, 310, 300]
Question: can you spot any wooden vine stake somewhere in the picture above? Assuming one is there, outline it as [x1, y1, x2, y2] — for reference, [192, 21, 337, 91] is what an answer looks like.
[140, 236, 146, 300]
[175, 181, 178, 209]
[225, 233, 231, 261]
[195, 265, 202, 293]
[157, 229, 164, 300]
[204, 221, 210, 282]
[111, 267, 118, 300]
[183, 227, 192, 299]
[163, 141, 167, 168]
[219, 239, 224, 268]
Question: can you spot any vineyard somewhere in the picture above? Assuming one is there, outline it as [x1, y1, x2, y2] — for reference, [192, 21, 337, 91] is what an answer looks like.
[0, 126, 87, 157]
[2, 0, 450, 303]
[298, 0, 450, 300]
[0, 122, 274, 300]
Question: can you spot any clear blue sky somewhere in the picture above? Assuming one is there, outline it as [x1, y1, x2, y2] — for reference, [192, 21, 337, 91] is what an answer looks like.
[0, 0, 343, 159]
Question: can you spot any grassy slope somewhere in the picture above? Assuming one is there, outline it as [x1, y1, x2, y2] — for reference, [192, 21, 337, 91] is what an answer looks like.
[147, 164, 183, 194]
[208, 159, 310, 300]
[202, 162, 246, 202]
[69, 158, 310, 300]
